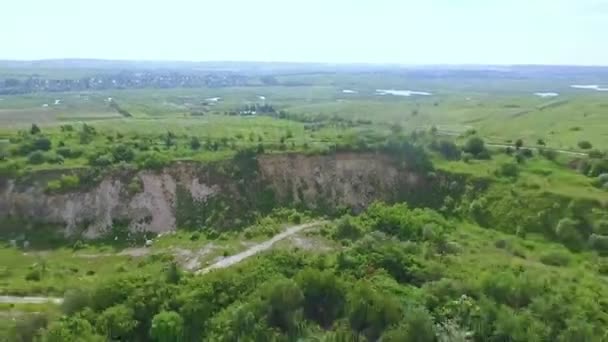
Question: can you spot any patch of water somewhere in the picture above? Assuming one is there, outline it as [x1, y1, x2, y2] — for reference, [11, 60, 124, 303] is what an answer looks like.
[342, 89, 357, 94]
[534, 92, 559, 98]
[376, 89, 432, 96]
[571, 85, 608, 91]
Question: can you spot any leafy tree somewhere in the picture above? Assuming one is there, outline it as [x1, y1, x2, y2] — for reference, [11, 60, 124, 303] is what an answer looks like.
[381, 307, 437, 342]
[189, 136, 201, 150]
[296, 269, 346, 327]
[44, 317, 103, 342]
[27, 150, 46, 164]
[347, 282, 402, 340]
[537, 139, 545, 146]
[33, 137, 52, 151]
[498, 163, 519, 178]
[96, 304, 137, 340]
[554, 218, 584, 250]
[515, 139, 523, 149]
[437, 140, 461, 160]
[262, 278, 303, 332]
[112, 144, 135, 162]
[62, 289, 91, 315]
[166, 262, 182, 284]
[463, 137, 487, 158]
[578, 141, 593, 150]
[10, 313, 48, 342]
[30, 123, 41, 135]
[150, 311, 184, 342]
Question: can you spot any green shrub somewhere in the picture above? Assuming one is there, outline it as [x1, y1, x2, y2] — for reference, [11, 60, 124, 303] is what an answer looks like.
[463, 137, 487, 158]
[437, 140, 461, 160]
[588, 234, 608, 254]
[33, 137, 52, 151]
[137, 152, 170, 170]
[45, 152, 64, 164]
[112, 144, 135, 162]
[27, 150, 46, 164]
[539, 251, 571, 266]
[554, 218, 584, 250]
[56, 146, 83, 159]
[578, 141, 593, 150]
[594, 220, 608, 235]
[25, 268, 42, 281]
[88, 153, 114, 167]
[46, 180, 62, 192]
[127, 177, 143, 194]
[588, 150, 605, 159]
[498, 163, 519, 178]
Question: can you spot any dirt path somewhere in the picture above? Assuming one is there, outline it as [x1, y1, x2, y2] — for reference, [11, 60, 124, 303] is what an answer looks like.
[196, 221, 322, 274]
[484, 143, 587, 156]
[0, 296, 63, 304]
[0, 222, 323, 304]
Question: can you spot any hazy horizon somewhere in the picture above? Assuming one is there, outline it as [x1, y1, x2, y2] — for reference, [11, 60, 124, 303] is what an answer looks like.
[2, 0, 608, 66]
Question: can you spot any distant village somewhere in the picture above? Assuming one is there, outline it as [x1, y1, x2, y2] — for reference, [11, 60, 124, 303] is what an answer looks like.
[0, 71, 249, 95]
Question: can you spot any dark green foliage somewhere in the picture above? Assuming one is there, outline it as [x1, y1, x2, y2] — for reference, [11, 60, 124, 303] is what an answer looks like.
[9, 313, 48, 342]
[261, 278, 303, 332]
[33, 137, 52, 151]
[498, 162, 519, 178]
[578, 140, 593, 149]
[588, 234, 608, 254]
[539, 251, 571, 266]
[347, 282, 402, 340]
[56, 146, 83, 159]
[27, 150, 45, 164]
[165, 262, 182, 284]
[30, 123, 41, 135]
[112, 144, 135, 162]
[515, 139, 523, 149]
[436, 140, 461, 160]
[189, 136, 201, 150]
[62, 289, 91, 315]
[137, 152, 170, 170]
[97, 304, 137, 340]
[554, 218, 585, 250]
[463, 137, 489, 159]
[150, 311, 184, 342]
[588, 149, 605, 159]
[296, 269, 346, 328]
[44, 317, 103, 342]
[381, 307, 437, 342]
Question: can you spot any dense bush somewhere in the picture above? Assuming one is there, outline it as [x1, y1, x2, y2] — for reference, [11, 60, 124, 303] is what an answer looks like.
[112, 144, 135, 163]
[554, 218, 585, 251]
[436, 140, 461, 160]
[578, 140, 593, 149]
[33, 137, 52, 151]
[539, 251, 571, 266]
[27, 150, 46, 164]
[463, 137, 489, 159]
[498, 162, 519, 178]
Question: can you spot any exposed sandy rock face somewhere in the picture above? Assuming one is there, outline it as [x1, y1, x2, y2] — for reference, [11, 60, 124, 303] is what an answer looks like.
[0, 153, 416, 237]
[257, 153, 405, 211]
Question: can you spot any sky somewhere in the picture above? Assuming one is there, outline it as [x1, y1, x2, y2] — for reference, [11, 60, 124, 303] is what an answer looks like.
[1, 0, 607, 65]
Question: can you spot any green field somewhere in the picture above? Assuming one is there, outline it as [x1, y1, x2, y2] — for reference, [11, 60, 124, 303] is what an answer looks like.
[1, 65, 608, 341]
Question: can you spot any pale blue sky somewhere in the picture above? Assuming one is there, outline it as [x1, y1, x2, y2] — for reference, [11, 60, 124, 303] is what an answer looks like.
[1, 0, 607, 65]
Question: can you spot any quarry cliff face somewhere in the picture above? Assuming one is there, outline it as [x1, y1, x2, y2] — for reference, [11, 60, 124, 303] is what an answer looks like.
[0, 153, 424, 238]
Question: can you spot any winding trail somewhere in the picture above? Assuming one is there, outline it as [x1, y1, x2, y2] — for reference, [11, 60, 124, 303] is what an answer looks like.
[0, 222, 322, 304]
[0, 296, 63, 305]
[484, 143, 587, 156]
[196, 221, 322, 274]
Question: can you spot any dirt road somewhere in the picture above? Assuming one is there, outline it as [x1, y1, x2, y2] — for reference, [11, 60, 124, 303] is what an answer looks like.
[0, 222, 323, 304]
